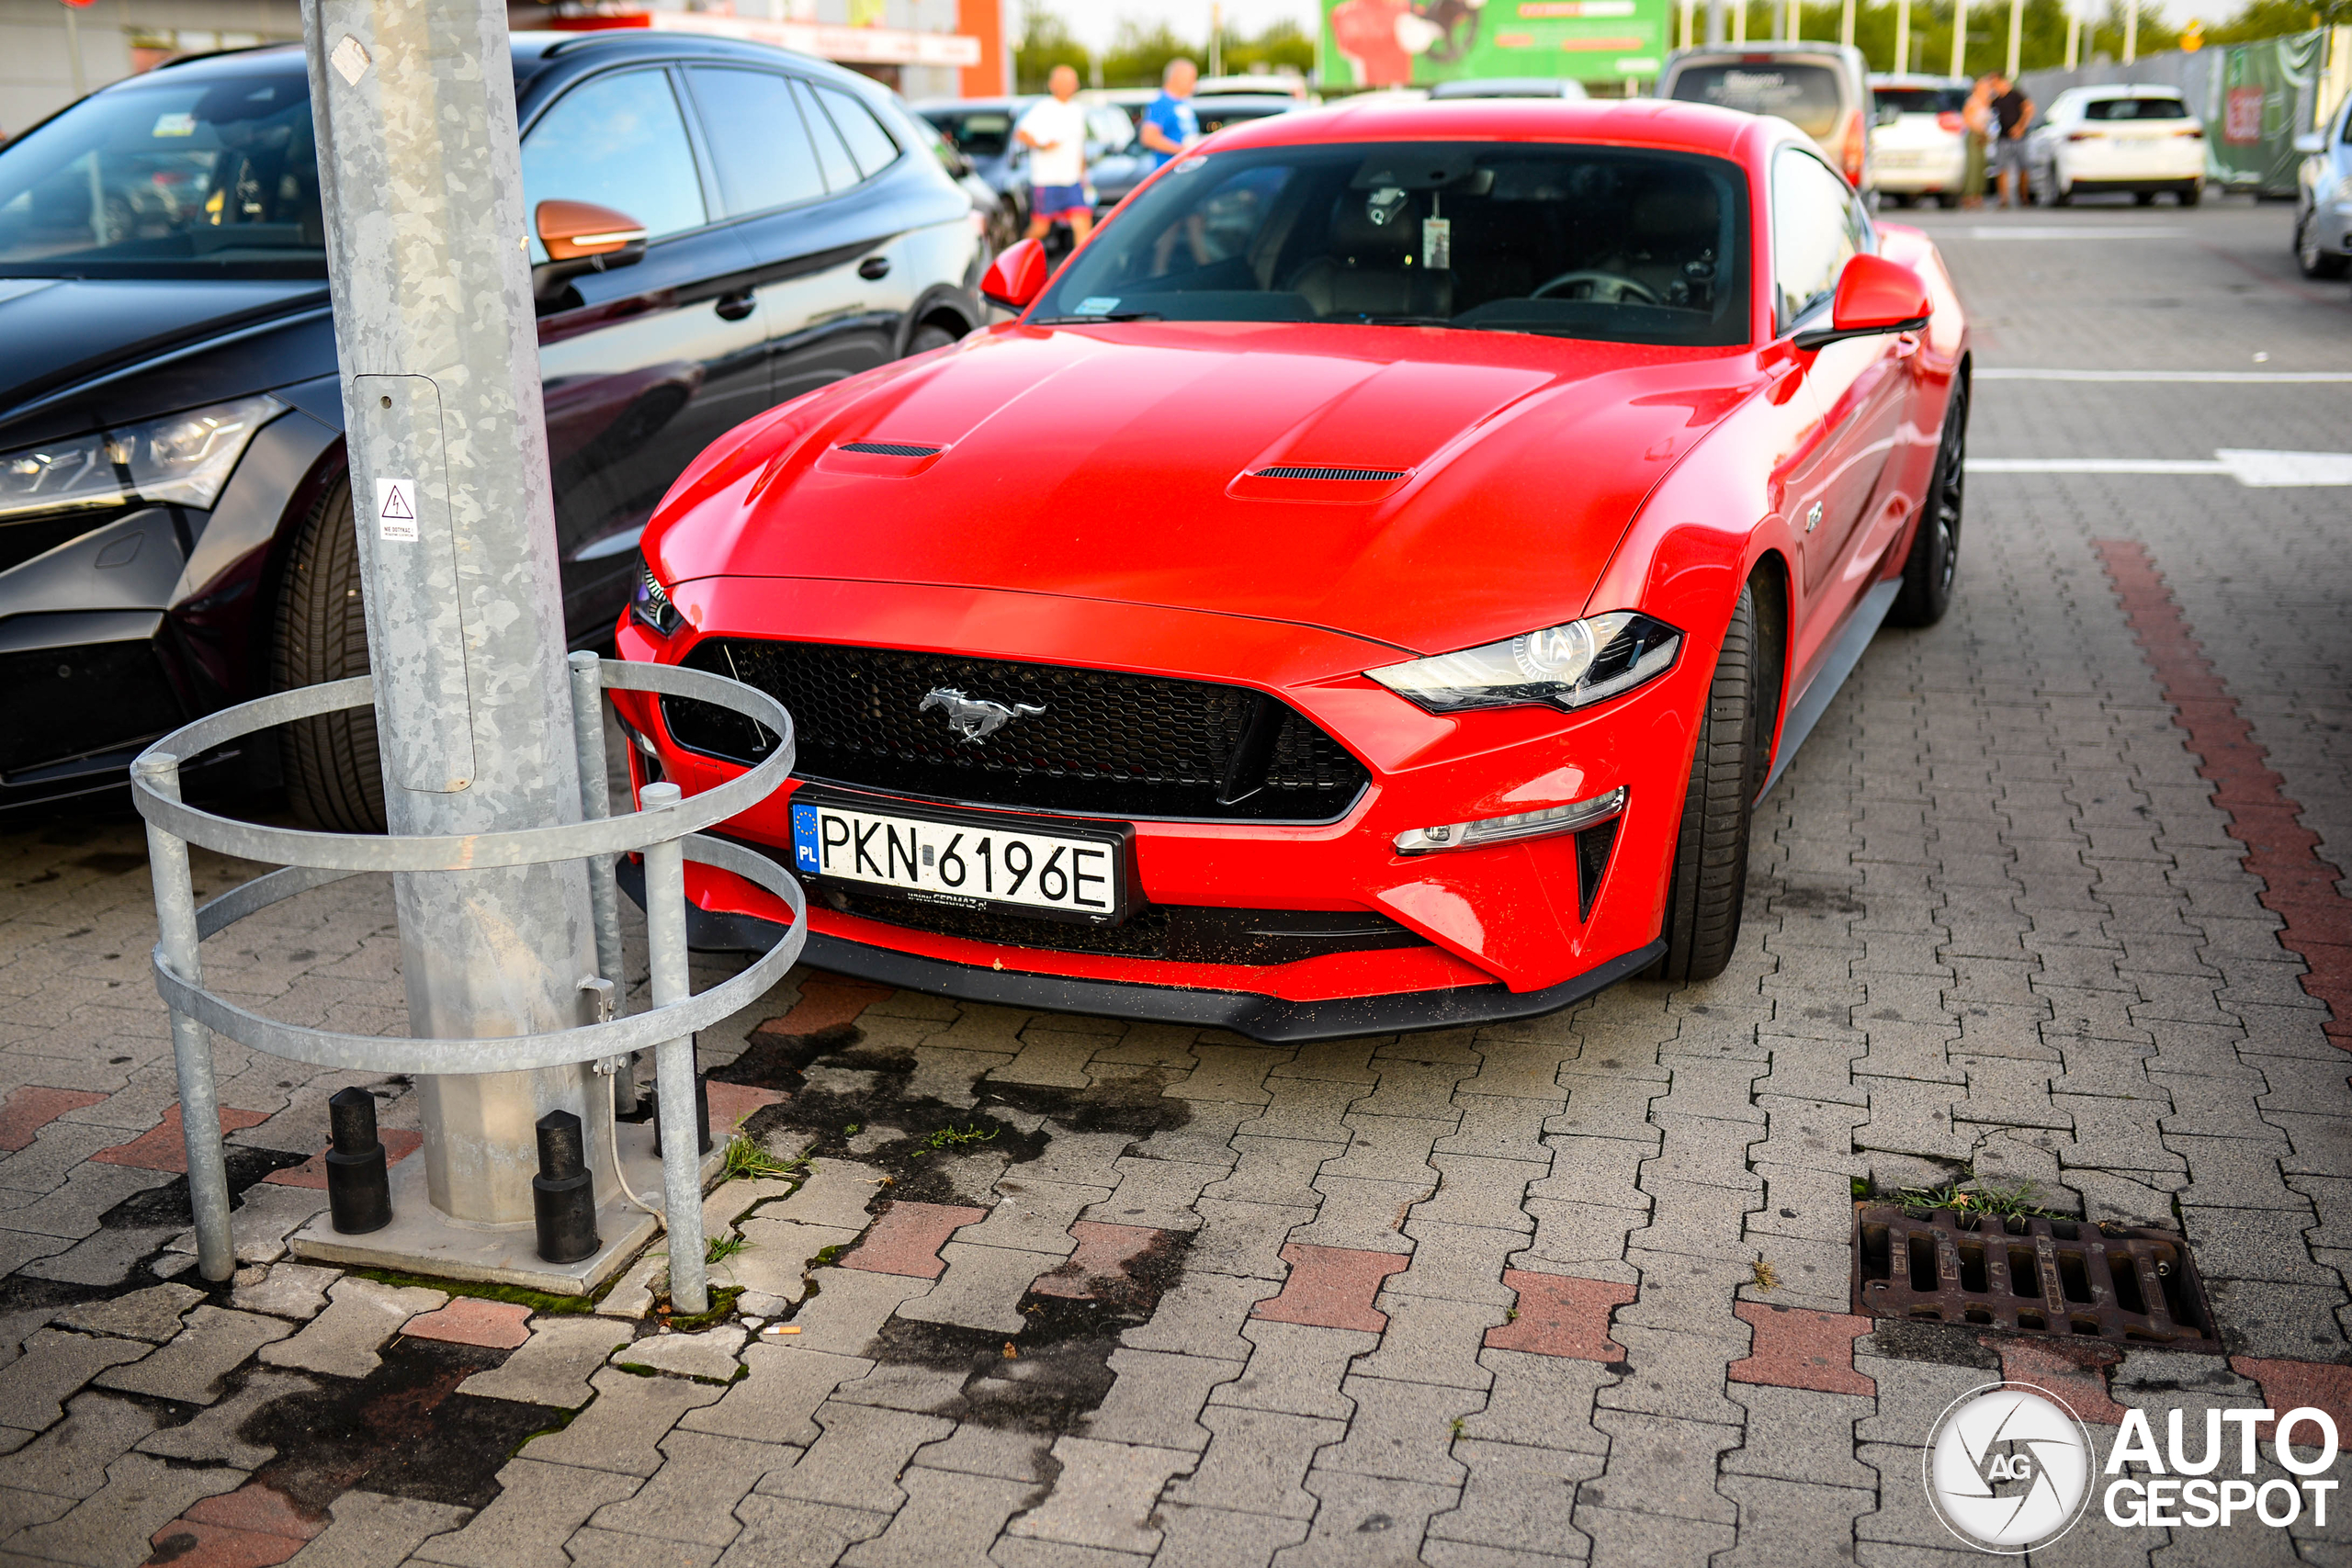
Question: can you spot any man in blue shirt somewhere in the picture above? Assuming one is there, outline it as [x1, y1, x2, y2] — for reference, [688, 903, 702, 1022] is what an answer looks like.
[1138, 57, 1200, 171]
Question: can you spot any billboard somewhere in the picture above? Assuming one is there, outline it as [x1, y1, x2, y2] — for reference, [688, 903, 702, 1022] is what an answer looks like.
[1320, 0, 1672, 89]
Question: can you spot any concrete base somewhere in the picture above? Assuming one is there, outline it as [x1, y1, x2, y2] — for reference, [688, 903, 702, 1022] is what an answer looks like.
[287, 1122, 719, 1296]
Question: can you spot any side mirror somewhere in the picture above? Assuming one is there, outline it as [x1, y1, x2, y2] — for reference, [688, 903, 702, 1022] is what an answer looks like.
[981, 237, 1049, 311]
[2295, 132, 2327, 155]
[1793, 253, 1930, 352]
[532, 199, 648, 304]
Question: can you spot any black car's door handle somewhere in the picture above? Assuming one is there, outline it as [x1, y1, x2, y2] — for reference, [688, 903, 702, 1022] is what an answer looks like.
[857, 256, 891, 280]
[714, 291, 756, 321]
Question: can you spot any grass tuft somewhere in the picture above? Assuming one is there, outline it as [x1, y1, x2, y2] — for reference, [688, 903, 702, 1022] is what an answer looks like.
[719, 1134, 805, 1183]
[1897, 1179, 2061, 1222]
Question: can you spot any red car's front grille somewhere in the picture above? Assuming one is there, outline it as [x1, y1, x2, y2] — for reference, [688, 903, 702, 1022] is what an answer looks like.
[662, 638, 1370, 823]
[815, 882, 1422, 964]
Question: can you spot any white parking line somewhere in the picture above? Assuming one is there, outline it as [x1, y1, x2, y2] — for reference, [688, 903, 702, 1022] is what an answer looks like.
[1968, 450, 2352, 486]
[1962, 225, 2188, 240]
[1977, 368, 2352, 384]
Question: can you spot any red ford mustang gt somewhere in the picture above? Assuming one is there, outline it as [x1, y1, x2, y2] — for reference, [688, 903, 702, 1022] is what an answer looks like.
[614, 96, 1970, 1042]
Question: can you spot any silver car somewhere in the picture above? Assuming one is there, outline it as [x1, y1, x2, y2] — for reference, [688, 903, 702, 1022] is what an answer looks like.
[2295, 90, 2352, 279]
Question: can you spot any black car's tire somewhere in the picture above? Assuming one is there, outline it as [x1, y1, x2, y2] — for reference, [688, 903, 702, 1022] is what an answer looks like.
[273, 474, 388, 833]
[1889, 376, 1967, 629]
[1645, 583, 1768, 985]
[907, 322, 958, 355]
[2297, 210, 2347, 276]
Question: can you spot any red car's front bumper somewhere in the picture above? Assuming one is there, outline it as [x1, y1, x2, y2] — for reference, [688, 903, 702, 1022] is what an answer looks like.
[614, 578, 1701, 1042]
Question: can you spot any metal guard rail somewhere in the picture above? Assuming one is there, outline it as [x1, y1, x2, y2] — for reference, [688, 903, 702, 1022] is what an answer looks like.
[130, 654, 802, 1313]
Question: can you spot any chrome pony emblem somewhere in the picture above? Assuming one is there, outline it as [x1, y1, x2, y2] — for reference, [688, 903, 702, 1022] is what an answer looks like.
[921, 688, 1046, 744]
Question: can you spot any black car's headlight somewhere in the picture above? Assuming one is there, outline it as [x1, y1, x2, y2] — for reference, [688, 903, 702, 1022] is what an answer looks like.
[631, 553, 682, 636]
[0, 395, 285, 523]
[1368, 612, 1682, 715]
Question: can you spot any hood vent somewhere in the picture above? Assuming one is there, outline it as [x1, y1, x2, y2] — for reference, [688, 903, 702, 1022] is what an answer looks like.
[839, 441, 944, 457]
[1252, 465, 1408, 482]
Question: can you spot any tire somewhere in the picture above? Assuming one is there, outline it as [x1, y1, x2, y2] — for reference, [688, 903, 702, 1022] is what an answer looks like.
[1645, 583, 1769, 985]
[1888, 375, 1967, 628]
[2178, 184, 2201, 208]
[2135, 190, 2157, 207]
[906, 321, 958, 356]
[272, 474, 388, 833]
[1936, 192, 1959, 209]
[2298, 209, 2350, 277]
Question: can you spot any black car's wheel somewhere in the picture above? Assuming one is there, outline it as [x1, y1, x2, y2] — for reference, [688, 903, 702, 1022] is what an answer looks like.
[1889, 376, 1968, 628]
[2297, 209, 2348, 276]
[273, 474, 388, 833]
[907, 322, 958, 355]
[1646, 583, 1770, 985]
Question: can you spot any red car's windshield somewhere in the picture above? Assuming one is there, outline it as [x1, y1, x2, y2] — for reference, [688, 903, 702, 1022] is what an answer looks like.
[1034, 140, 1749, 347]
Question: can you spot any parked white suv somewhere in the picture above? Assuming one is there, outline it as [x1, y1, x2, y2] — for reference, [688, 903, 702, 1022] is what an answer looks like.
[2293, 89, 2352, 278]
[1659, 42, 1873, 190]
[2026, 85, 2206, 206]
[1868, 74, 1973, 208]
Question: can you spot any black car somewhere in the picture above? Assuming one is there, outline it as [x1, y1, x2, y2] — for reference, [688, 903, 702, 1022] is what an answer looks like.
[0, 30, 984, 827]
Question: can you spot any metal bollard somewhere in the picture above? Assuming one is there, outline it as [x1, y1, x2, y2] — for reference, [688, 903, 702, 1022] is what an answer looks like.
[134, 753, 235, 1282]
[650, 1067, 711, 1157]
[638, 783, 708, 1314]
[569, 653, 639, 1110]
[533, 1110, 600, 1263]
[324, 1086, 392, 1234]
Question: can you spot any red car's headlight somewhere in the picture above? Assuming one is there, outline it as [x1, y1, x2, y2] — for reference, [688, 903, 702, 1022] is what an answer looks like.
[631, 553, 682, 637]
[1367, 612, 1681, 715]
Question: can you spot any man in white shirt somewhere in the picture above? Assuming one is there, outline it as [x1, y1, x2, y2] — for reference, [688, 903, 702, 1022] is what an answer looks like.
[1014, 65, 1093, 245]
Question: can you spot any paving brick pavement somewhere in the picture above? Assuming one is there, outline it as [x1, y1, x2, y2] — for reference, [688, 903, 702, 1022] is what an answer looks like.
[0, 203, 2341, 1565]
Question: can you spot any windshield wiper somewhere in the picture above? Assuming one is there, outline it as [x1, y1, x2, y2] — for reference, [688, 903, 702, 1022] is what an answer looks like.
[1033, 311, 1163, 323]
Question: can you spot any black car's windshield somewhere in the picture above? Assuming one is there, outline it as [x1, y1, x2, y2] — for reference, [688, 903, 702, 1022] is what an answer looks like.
[922, 109, 1016, 158]
[1034, 141, 1748, 348]
[1668, 63, 1844, 139]
[0, 66, 322, 278]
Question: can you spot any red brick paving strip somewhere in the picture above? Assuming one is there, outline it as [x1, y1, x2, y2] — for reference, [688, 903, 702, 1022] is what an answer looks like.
[755, 976, 894, 1039]
[2230, 1356, 2352, 1444]
[0, 1086, 107, 1152]
[262, 1128, 423, 1190]
[92, 1105, 271, 1172]
[1997, 1337, 2125, 1425]
[1727, 1303, 1875, 1395]
[1250, 1244, 1410, 1333]
[840, 1199, 986, 1279]
[2096, 539, 2352, 1045]
[706, 1081, 787, 1141]
[401, 1297, 534, 1349]
[1485, 1270, 1635, 1360]
[1031, 1221, 1162, 1300]
[150, 1483, 322, 1567]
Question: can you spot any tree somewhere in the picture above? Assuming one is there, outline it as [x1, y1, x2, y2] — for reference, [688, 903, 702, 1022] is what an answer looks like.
[1223, 19, 1317, 77]
[1015, 2, 1089, 94]
[1101, 20, 1192, 87]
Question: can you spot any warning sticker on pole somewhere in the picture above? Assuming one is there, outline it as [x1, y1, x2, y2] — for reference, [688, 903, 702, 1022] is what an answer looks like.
[375, 478, 419, 541]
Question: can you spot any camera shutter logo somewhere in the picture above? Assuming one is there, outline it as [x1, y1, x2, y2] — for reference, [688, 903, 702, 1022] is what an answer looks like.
[1924, 1383, 2096, 1553]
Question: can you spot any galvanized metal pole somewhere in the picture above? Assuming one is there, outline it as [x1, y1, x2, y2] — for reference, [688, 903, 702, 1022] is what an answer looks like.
[301, 0, 609, 1228]
[136, 754, 235, 1282]
[639, 783, 707, 1314]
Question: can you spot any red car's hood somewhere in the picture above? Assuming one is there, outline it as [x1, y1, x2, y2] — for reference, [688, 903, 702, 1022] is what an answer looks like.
[655, 322, 1765, 657]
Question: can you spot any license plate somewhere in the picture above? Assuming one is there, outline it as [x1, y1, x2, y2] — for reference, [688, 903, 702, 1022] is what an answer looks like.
[788, 795, 1131, 925]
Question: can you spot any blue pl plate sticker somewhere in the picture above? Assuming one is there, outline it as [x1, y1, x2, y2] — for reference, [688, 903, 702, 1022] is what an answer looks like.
[1075, 297, 1121, 316]
[791, 804, 821, 874]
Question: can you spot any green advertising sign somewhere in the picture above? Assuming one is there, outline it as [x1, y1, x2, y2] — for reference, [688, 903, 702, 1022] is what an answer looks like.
[1320, 0, 1673, 89]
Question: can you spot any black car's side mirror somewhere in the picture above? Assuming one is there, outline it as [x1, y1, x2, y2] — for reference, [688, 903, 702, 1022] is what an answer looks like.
[532, 199, 649, 308]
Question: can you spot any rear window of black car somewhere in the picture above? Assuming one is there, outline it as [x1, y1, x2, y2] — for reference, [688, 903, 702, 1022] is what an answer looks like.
[0, 68, 324, 277]
[1668, 62, 1846, 139]
[2082, 96, 2192, 120]
[1034, 141, 1750, 349]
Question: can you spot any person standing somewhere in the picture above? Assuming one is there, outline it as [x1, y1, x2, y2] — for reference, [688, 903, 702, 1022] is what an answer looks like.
[1015, 64, 1093, 246]
[1138, 57, 1201, 172]
[1989, 73, 2035, 209]
[1960, 74, 1994, 210]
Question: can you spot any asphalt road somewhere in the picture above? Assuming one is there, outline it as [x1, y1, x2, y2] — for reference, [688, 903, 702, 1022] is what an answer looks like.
[0, 195, 2343, 1568]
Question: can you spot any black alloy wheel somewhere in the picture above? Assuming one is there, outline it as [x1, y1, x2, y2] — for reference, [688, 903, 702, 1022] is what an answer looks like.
[274, 475, 389, 833]
[1889, 375, 1967, 629]
[2298, 210, 2349, 277]
[1645, 582, 1770, 985]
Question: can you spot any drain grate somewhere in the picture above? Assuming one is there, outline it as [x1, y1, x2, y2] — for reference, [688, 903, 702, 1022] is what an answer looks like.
[1852, 1203, 2221, 1351]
